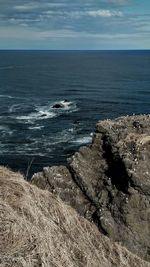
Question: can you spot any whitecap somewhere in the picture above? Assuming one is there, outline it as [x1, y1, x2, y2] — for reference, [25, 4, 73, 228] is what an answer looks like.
[16, 99, 78, 123]
[35, 128, 75, 148]
[68, 128, 74, 133]
[0, 94, 28, 100]
[9, 104, 22, 113]
[13, 142, 50, 156]
[71, 136, 92, 145]
[59, 100, 73, 110]
[28, 125, 44, 130]
[16, 110, 56, 123]
[50, 100, 78, 113]
[0, 94, 14, 99]
[0, 94, 26, 101]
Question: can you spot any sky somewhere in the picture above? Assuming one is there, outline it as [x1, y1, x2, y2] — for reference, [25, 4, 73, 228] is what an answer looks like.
[0, 0, 150, 50]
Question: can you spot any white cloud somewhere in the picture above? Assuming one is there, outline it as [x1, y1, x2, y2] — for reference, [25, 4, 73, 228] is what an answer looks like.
[46, 3, 67, 7]
[86, 10, 123, 17]
[14, 3, 38, 11]
[13, 2, 66, 12]
[8, 17, 41, 25]
[43, 9, 123, 19]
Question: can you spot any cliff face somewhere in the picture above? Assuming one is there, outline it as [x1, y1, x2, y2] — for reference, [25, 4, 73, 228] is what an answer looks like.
[1, 166, 150, 267]
[32, 115, 150, 262]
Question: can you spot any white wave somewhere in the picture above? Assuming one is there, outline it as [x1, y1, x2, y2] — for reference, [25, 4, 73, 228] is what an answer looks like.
[16, 100, 78, 123]
[59, 100, 73, 110]
[28, 125, 44, 130]
[0, 94, 14, 99]
[9, 104, 22, 113]
[68, 128, 74, 133]
[11, 141, 52, 156]
[0, 94, 26, 101]
[50, 100, 78, 113]
[16, 110, 56, 123]
[0, 125, 9, 131]
[18, 151, 47, 157]
[30, 128, 74, 149]
[45, 129, 73, 146]
[72, 136, 92, 145]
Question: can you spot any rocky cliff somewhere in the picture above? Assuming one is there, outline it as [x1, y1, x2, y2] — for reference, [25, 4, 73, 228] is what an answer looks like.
[32, 115, 150, 262]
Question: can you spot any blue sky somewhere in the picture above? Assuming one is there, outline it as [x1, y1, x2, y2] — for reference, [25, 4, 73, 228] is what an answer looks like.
[0, 0, 150, 49]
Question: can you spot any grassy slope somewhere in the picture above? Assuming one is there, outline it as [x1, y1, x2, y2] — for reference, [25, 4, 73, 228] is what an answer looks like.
[0, 166, 149, 267]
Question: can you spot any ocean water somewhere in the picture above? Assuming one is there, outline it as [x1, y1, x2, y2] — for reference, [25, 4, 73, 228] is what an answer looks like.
[0, 50, 149, 177]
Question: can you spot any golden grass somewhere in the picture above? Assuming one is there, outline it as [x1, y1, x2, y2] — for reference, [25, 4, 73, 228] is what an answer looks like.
[0, 166, 149, 267]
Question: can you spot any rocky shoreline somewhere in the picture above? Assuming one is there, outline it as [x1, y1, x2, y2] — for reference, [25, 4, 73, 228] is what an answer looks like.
[0, 114, 150, 266]
[32, 114, 150, 262]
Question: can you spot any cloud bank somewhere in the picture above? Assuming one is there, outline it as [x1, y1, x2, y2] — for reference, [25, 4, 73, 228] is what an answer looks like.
[0, 0, 149, 49]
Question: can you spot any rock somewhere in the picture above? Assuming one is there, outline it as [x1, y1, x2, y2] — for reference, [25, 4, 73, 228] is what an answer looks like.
[32, 114, 150, 262]
[73, 120, 79, 125]
[52, 103, 63, 108]
[32, 165, 95, 220]
[1, 166, 150, 267]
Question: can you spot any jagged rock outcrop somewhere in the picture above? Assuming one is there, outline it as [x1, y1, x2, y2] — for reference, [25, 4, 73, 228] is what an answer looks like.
[32, 115, 150, 262]
[31, 165, 95, 220]
[1, 167, 150, 267]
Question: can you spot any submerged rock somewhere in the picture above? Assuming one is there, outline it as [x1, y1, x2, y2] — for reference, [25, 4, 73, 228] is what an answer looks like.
[32, 114, 150, 262]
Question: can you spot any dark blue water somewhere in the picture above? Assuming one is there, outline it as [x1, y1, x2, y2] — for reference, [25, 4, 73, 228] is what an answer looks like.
[0, 50, 149, 177]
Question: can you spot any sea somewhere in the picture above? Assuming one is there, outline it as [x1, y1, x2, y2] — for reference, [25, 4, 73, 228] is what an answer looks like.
[0, 50, 149, 178]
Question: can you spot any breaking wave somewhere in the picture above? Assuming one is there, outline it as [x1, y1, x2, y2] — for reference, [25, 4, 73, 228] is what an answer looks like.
[16, 100, 78, 123]
[71, 136, 92, 145]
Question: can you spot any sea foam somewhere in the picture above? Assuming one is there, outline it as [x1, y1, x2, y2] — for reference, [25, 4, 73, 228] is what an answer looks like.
[71, 136, 92, 145]
[16, 100, 78, 123]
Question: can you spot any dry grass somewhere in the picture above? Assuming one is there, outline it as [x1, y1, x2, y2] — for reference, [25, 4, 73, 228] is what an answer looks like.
[0, 166, 149, 267]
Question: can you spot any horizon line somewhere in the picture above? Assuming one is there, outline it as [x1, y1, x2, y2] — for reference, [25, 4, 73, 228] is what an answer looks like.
[0, 48, 150, 51]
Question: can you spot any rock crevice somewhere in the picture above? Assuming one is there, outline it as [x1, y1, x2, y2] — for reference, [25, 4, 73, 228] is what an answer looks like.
[102, 134, 130, 194]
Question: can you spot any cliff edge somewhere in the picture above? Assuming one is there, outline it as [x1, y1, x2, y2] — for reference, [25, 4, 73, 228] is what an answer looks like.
[32, 115, 150, 262]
